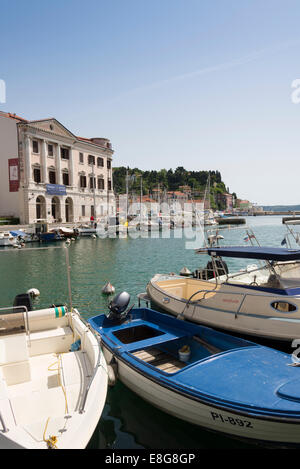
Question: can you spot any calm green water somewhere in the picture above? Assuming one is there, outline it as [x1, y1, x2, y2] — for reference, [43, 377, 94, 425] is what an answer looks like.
[0, 216, 294, 449]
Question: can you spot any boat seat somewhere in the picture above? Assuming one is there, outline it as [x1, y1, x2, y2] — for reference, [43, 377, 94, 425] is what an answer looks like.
[0, 333, 31, 385]
[1, 361, 31, 386]
[132, 347, 186, 373]
[28, 326, 74, 357]
[0, 332, 29, 365]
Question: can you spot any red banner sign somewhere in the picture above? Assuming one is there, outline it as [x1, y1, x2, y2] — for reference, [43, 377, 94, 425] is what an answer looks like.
[8, 158, 19, 192]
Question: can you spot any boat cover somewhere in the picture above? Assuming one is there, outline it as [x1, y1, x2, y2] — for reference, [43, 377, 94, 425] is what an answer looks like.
[196, 246, 300, 261]
[10, 230, 26, 237]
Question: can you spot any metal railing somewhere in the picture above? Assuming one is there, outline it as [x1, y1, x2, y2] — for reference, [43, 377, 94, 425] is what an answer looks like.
[182, 288, 290, 320]
[72, 310, 104, 414]
[0, 411, 8, 433]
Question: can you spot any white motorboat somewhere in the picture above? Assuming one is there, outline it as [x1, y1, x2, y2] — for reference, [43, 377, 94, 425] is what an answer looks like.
[77, 224, 97, 237]
[56, 227, 79, 239]
[0, 232, 18, 247]
[9, 229, 38, 243]
[0, 294, 108, 449]
[147, 245, 300, 344]
[204, 210, 218, 226]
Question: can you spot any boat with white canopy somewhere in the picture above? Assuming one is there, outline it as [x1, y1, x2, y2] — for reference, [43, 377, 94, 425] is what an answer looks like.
[147, 246, 300, 343]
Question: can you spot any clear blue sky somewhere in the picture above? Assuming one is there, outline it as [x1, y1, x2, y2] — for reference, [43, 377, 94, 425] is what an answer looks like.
[1, 0, 300, 205]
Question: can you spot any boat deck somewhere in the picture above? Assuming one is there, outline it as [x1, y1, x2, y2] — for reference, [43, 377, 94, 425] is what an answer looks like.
[132, 347, 186, 373]
[0, 350, 92, 442]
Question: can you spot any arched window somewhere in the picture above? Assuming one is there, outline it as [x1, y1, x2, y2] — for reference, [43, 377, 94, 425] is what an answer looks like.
[36, 196, 46, 220]
[51, 197, 61, 221]
[65, 197, 73, 222]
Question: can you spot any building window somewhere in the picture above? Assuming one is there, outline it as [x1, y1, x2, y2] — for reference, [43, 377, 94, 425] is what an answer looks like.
[97, 157, 104, 167]
[89, 176, 96, 189]
[62, 172, 69, 186]
[88, 155, 95, 165]
[33, 167, 41, 183]
[49, 171, 56, 184]
[79, 152, 84, 163]
[32, 140, 39, 153]
[98, 178, 104, 190]
[91, 205, 95, 217]
[61, 148, 69, 160]
[48, 144, 54, 157]
[107, 159, 111, 169]
[80, 175, 87, 188]
[81, 205, 85, 216]
[108, 179, 112, 191]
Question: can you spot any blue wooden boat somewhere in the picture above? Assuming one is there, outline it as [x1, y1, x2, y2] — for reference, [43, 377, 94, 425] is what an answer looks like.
[89, 294, 300, 446]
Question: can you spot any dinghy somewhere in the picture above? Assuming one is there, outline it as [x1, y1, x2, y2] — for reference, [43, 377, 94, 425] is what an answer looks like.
[89, 295, 300, 447]
[0, 294, 108, 449]
[147, 246, 300, 344]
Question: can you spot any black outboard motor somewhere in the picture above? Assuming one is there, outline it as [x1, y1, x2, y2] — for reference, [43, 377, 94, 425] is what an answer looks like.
[107, 291, 133, 323]
[13, 293, 33, 312]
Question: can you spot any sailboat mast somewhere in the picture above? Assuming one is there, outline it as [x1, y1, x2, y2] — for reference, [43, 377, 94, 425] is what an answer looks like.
[125, 169, 129, 219]
[140, 175, 142, 224]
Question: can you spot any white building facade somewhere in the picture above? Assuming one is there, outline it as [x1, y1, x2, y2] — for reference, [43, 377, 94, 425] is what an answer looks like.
[0, 112, 115, 224]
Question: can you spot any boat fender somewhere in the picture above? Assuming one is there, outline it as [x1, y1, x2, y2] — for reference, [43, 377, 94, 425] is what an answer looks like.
[102, 282, 115, 295]
[107, 361, 118, 386]
[27, 288, 40, 298]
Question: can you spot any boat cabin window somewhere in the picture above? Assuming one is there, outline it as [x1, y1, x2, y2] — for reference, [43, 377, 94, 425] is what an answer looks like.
[113, 325, 164, 344]
[270, 301, 297, 312]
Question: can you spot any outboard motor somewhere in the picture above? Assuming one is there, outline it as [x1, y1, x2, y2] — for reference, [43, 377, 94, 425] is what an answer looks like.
[13, 293, 33, 312]
[107, 291, 133, 323]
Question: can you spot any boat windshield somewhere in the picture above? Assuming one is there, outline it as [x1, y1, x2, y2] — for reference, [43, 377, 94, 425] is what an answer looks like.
[272, 261, 300, 289]
[224, 260, 300, 291]
[0, 306, 26, 336]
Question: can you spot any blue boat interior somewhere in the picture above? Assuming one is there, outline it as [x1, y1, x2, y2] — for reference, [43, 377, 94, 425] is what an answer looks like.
[89, 307, 256, 372]
[89, 307, 300, 417]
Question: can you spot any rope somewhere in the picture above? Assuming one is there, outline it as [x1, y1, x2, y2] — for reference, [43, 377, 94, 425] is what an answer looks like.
[43, 417, 58, 449]
[44, 353, 70, 448]
[48, 354, 69, 414]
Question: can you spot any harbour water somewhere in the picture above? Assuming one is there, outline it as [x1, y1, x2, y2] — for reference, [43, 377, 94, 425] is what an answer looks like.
[0, 216, 294, 448]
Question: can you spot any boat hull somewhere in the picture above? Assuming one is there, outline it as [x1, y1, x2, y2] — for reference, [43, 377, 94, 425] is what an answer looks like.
[103, 344, 300, 446]
[39, 232, 63, 242]
[147, 276, 300, 343]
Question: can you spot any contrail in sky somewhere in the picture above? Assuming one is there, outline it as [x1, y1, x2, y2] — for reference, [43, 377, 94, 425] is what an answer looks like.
[107, 39, 300, 102]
